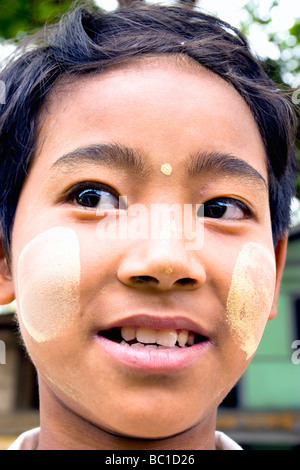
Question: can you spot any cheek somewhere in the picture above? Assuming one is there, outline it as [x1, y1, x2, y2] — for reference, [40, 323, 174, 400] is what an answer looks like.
[226, 242, 276, 360]
[16, 227, 81, 343]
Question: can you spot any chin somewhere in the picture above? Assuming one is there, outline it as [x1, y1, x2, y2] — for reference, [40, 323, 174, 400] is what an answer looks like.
[86, 402, 204, 441]
[103, 420, 194, 441]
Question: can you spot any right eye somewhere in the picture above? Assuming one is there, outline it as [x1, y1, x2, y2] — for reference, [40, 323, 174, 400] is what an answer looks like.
[65, 182, 126, 211]
[76, 188, 110, 208]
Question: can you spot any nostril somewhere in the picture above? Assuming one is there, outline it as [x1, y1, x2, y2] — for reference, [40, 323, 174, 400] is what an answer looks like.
[131, 276, 198, 288]
[175, 278, 198, 287]
[131, 275, 159, 285]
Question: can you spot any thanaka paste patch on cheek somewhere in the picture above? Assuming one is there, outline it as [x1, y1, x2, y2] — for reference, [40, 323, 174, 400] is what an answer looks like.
[17, 227, 81, 342]
[226, 242, 276, 360]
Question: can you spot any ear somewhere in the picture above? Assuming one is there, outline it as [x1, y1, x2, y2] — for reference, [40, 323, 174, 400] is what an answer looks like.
[0, 239, 15, 305]
[268, 235, 288, 320]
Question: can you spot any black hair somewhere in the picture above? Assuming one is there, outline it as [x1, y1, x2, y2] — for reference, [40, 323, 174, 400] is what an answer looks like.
[0, 2, 297, 259]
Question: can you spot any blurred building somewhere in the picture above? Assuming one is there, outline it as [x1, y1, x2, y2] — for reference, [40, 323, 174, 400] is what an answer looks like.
[0, 304, 39, 449]
[1, 224, 300, 449]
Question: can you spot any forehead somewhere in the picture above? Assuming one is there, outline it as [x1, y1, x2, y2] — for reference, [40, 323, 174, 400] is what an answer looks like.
[36, 55, 267, 178]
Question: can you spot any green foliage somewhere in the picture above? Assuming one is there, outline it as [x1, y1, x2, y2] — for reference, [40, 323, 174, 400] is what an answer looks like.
[0, 0, 88, 39]
[239, 0, 300, 198]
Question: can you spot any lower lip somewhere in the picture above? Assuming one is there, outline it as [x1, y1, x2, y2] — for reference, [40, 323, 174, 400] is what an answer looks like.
[96, 336, 210, 372]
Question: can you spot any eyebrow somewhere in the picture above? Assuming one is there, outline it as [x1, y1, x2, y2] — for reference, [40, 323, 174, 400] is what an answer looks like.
[50, 143, 151, 179]
[186, 150, 268, 192]
[49, 143, 268, 191]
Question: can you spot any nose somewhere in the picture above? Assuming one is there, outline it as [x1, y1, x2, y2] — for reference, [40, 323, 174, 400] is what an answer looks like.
[117, 238, 206, 292]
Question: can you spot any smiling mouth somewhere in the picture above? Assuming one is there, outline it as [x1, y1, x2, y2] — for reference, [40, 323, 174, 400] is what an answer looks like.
[98, 327, 208, 349]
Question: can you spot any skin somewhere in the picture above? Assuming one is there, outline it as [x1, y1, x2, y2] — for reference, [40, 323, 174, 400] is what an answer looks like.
[0, 56, 287, 450]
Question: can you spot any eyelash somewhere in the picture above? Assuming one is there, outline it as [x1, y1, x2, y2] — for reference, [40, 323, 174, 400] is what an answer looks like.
[202, 197, 252, 220]
[64, 182, 123, 209]
[64, 182, 253, 220]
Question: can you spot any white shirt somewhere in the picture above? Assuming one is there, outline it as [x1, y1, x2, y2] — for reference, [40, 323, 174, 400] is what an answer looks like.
[8, 428, 242, 450]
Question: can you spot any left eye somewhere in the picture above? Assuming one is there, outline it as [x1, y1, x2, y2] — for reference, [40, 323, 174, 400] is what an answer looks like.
[202, 197, 251, 220]
[67, 183, 124, 210]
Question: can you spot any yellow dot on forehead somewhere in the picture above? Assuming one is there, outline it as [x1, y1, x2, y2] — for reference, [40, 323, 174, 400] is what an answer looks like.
[160, 163, 173, 176]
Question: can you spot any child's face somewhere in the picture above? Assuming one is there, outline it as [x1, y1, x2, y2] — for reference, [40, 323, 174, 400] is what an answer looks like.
[10, 57, 283, 439]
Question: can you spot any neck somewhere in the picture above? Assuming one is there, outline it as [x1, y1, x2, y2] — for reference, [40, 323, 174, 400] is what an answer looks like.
[37, 379, 217, 450]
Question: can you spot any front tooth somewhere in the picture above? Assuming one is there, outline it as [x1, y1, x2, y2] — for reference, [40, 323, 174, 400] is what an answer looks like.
[157, 329, 177, 347]
[178, 330, 189, 347]
[121, 326, 136, 342]
[187, 333, 195, 346]
[131, 342, 145, 348]
[136, 328, 157, 344]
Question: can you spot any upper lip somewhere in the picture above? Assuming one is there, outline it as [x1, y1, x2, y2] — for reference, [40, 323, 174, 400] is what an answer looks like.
[97, 314, 210, 339]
